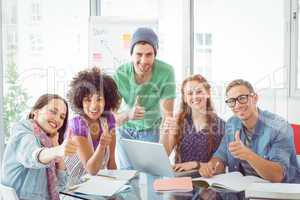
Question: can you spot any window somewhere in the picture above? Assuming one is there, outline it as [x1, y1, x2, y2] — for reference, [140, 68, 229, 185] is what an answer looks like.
[195, 33, 204, 46]
[193, 0, 287, 118]
[7, 31, 17, 49]
[194, 32, 212, 77]
[193, 0, 285, 86]
[31, 1, 42, 23]
[29, 33, 43, 53]
[1, 0, 89, 145]
[100, 0, 188, 83]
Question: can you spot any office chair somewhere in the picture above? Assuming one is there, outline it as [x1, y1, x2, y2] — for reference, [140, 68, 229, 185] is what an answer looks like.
[291, 124, 300, 164]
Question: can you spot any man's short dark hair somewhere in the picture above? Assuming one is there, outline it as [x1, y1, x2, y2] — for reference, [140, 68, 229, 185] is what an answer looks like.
[226, 79, 255, 95]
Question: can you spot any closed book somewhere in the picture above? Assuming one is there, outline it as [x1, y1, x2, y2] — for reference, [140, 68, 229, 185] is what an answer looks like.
[153, 177, 193, 192]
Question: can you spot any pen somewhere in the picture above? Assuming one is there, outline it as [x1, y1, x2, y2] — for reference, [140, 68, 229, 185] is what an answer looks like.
[68, 184, 80, 192]
[214, 161, 220, 172]
[97, 174, 117, 179]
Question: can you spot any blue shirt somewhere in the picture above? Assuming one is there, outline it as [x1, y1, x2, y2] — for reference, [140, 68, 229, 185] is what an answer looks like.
[1, 120, 68, 200]
[213, 109, 300, 183]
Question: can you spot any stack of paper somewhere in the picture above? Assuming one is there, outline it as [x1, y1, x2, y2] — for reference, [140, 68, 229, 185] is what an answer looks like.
[73, 176, 127, 197]
[153, 177, 193, 192]
[245, 183, 300, 199]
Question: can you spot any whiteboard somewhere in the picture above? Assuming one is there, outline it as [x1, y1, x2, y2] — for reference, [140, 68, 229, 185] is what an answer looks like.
[89, 16, 158, 75]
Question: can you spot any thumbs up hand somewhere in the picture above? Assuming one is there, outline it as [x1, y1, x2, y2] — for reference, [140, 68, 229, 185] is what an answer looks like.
[161, 116, 178, 135]
[234, 130, 242, 144]
[128, 96, 145, 120]
[99, 118, 112, 147]
[228, 130, 253, 161]
[56, 128, 78, 158]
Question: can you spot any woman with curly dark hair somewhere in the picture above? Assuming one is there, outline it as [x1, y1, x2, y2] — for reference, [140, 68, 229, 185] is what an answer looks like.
[160, 74, 225, 172]
[65, 67, 120, 185]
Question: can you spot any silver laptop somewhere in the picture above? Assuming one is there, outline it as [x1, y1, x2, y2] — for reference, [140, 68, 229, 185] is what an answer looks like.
[120, 139, 198, 177]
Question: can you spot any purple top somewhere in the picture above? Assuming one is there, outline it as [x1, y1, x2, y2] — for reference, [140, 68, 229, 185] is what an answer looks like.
[178, 114, 225, 163]
[68, 112, 116, 149]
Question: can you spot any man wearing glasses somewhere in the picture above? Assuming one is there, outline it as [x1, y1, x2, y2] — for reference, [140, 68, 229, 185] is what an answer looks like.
[198, 79, 300, 183]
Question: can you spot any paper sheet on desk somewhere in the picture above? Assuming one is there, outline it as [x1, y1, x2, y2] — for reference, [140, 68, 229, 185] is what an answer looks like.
[97, 169, 138, 181]
[74, 176, 127, 196]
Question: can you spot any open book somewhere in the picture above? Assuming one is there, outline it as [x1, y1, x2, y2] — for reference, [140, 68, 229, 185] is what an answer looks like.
[192, 171, 269, 192]
[245, 183, 300, 199]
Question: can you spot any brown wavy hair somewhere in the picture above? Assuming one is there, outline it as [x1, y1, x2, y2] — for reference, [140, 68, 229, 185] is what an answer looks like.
[28, 94, 69, 144]
[175, 74, 216, 163]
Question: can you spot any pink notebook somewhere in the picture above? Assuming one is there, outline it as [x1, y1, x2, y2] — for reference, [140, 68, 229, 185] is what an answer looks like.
[153, 177, 193, 192]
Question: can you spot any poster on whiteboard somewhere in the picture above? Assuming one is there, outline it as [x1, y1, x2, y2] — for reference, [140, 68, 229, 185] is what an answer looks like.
[89, 16, 158, 75]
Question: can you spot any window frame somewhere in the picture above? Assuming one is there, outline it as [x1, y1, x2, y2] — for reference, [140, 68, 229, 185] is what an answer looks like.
[90, 0, 101, 16]
[0, 0, 5, 166]
[191, 0, 299, 97]
[290, 0, 300, 96]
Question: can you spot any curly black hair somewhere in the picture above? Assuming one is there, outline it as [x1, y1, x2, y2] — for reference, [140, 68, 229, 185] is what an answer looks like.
[68, 67, 120, 115]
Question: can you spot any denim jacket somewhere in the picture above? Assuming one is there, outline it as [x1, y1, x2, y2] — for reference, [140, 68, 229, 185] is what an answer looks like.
[214, 109, 300, 183]
[1, 120, 68, 200]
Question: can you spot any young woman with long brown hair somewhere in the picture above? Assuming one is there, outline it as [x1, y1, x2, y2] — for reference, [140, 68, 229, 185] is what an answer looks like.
[1, 94, 77, 200]
[160, 74, 225, 172]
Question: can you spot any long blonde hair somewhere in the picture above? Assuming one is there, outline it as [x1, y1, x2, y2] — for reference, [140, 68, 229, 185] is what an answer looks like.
[175, 74, 216, 163]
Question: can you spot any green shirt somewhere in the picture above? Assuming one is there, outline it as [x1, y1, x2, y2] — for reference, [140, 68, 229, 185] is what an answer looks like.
[113, 59, 176, 131]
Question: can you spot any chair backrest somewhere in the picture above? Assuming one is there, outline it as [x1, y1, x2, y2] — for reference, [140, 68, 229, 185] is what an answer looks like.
[291, 124, 300, 155]
[0, 184, 19, 200]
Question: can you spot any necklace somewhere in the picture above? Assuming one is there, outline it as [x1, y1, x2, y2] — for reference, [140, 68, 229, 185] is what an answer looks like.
[89, 122, 100, 142]
[90, 122, 99, 135]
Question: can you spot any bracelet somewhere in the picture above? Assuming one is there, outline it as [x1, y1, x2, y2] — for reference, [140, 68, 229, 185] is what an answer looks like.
[36, 147, 46, 164]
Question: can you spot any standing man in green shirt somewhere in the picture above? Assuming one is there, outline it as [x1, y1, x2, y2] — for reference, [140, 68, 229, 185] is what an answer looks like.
[113, 27, 176, 169]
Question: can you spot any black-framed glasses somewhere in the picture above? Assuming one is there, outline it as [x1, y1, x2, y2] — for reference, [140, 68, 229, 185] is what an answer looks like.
[225, 93, 254, 108]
